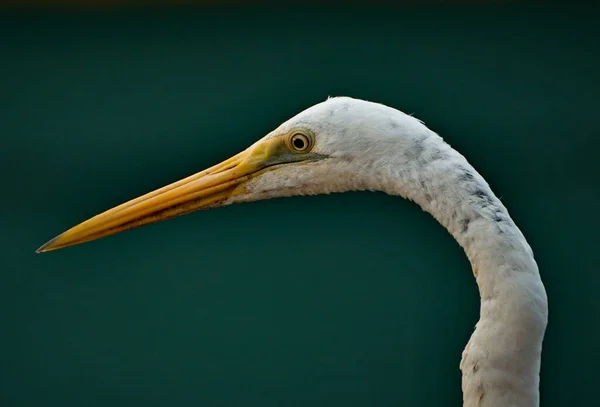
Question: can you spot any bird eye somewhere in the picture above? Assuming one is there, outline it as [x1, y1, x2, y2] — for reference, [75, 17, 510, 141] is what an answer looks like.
[289, 132, 312, 153]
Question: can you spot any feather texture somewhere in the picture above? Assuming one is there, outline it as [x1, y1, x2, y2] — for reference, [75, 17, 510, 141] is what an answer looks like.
[229, 97, 548, 407]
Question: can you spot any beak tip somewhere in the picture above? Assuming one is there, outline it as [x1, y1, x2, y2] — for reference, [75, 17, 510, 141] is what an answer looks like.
[36, 236, 60, 253]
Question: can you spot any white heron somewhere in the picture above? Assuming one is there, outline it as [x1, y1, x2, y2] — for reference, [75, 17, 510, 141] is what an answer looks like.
[37, 97, 548, 407]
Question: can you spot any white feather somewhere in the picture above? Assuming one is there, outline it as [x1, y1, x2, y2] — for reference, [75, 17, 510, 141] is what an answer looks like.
[230, 96, 548, 407]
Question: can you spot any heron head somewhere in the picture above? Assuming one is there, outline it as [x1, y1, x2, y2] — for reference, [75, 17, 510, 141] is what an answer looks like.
[37, 97, 426, 252]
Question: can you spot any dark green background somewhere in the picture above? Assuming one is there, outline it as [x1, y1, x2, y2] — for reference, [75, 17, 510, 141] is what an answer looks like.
[1, 4, 599, 407]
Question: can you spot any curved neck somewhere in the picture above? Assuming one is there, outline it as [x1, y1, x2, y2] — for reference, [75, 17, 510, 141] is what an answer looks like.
[375, 131, 548, 407]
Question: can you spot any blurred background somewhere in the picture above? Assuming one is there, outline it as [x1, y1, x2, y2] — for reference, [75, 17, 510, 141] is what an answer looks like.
[1, 1, 599, 406]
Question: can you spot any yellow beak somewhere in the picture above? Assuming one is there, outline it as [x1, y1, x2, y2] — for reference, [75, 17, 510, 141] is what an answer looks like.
[36, 137, 285, 253]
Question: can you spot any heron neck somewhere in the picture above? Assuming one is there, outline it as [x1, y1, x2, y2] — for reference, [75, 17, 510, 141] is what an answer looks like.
[377, 134, 548, 406]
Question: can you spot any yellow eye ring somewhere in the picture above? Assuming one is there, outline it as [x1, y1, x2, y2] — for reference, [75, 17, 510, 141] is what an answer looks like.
[287, 131, 313, 153]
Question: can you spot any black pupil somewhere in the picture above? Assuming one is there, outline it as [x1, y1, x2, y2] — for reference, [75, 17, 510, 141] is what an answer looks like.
[293, 137, 306, 149]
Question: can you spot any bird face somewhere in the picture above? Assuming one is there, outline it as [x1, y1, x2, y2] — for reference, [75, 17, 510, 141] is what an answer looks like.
[37, 96, 424, 253]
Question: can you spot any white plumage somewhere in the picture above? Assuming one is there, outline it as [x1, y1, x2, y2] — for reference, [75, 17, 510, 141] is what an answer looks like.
[233, 97, 548, 406]
[38, 96, 548, 407]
